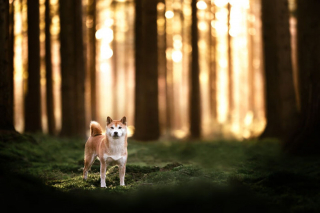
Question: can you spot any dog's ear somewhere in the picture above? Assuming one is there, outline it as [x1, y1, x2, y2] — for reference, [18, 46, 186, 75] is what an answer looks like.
[120, 116, 127, 125]
[106, 117, 113, 125]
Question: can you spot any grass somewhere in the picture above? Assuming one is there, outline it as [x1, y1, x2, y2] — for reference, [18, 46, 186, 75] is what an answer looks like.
[0, 132, 319, 212]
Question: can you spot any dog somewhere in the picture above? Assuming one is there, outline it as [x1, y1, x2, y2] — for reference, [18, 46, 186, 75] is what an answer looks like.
[83, 116, 128, 187]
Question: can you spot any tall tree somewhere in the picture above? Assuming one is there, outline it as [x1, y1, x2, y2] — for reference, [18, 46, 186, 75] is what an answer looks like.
[45, 0, 56, 135]
[25, 0, 42, 133]
[209, 2, 217, 124]
[0, 0, 15, 131]
[134, 0, 160, 141]
[59, 0, 86, 137]
[189, 0, 201, 138]
[259, 0, 299, 140]
[284, 0, 320, 154]
[227, 3, 233, 122]
[87, 0, 97, 121]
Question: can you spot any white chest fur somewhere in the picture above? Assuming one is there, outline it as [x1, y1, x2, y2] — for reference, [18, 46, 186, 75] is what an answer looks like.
[103, 137, 127, 161]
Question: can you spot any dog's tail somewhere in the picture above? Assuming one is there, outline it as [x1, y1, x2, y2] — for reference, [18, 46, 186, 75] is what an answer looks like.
[90, 121, 103, 137]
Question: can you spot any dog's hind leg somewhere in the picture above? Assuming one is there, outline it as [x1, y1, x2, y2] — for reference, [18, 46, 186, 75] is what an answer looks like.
[83, 153, 96, 180]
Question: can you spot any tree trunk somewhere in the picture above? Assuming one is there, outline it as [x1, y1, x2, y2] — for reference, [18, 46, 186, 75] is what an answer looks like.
[0, 0, 15, 131]
[87, 0, 97, 121]
[259, 0, 298, 141]
[25, 0, 42, 133]
[74, 0, 86, 136]
[9, 0, 13, 124]
[60, 0, 76, 136]
[157, 0, 167, 135]
[189, 0, 201, 138]
[45, 0, 56, 135]
[134, 0, 160, 141]
[209, 2, 217, 123]
[284, 0, 320, 154]
[59, 0, 86, 137]
[227, 3, 233, 122]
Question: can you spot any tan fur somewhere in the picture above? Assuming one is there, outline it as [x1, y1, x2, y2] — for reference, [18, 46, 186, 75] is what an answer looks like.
[83, 117, 128, 187]
[90, 121, 103, 137]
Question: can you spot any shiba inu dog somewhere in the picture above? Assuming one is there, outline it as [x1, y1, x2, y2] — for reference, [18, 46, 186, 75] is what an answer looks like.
[83, 116, 128, 187]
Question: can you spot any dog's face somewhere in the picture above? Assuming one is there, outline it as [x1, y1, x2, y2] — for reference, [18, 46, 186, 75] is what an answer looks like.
[106, 116, 127, 138]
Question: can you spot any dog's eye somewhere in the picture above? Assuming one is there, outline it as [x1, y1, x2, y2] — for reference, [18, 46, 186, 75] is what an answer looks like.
[119, 127, 122, 129]
[111, 127, 114, 129]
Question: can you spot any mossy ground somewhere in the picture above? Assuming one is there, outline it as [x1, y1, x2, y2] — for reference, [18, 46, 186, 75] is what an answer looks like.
[0, 133, 319, 212]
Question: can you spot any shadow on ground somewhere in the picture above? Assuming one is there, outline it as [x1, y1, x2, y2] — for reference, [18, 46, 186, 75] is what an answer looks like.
[0, 132, 319, 212]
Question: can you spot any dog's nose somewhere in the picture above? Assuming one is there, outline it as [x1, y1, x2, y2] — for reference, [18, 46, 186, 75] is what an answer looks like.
[114, 132, 118, 136]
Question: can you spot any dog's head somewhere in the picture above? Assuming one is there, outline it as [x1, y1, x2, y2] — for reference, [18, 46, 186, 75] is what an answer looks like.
[106, 116, 127, 138]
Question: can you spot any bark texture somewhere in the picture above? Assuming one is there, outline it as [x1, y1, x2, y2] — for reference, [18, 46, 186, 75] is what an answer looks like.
[134, 0, 160, 141]
[59, 0, 86, 137]
[87, 0, 97, 121]
[0, 0, 15, 131]
[260, 0, 299, 140]
[25, 0, 42, 133]
[45, 0, 56, 135]
[189, 0, 201, 138]
[284, 0, 320, 154]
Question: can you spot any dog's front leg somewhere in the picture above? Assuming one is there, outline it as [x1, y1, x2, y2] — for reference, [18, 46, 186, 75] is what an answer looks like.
[100, 160, 107, 188]
[119, 163, 126, 186]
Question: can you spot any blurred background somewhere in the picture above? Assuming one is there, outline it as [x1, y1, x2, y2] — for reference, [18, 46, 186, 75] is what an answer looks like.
[6, 0, 298, 140]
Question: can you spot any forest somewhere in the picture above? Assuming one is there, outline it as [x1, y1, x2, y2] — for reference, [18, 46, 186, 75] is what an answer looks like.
[0, 0, 320, 212]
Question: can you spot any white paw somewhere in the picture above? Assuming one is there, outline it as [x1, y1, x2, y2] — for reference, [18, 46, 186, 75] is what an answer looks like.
[101, 183, 106, 188]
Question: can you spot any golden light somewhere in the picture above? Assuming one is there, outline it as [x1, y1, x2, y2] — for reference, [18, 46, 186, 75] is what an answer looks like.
[217, 69, 228, 123]
[196, 1, 207, 10]
[100, 47, 113, 60]
[248, 14, 255, 22]
[214, 23, 228, 34]
[86, 18, 93, 28]
[166, 48, 173, 60]
[244, 111, 253, 126]
[200, 72, 208, 83]
[215, 8, 228, 20]
[173, 34, 182, 41]
[229, 0, 250, 9]
[173, 39, 182, 49]
[214, 0, 229, 7]
[218, 58, 228, 68]
[229, 27, 240, 37]
[172, 50, 182, 63]
[127, 126, 135, 137]
[248, 28, 256, 36]
[172, 130, 187, 139]
[157, 18, 165, 27]
[165, 10, 174, 19]
[95, 28, 113, 42]
[104, 18, 114, 27]
[11, 0, 266, 139]
[183, 6, 192, 16]
[100, 62, 110, 73]
[157, 2, 165, 11]
[198, 40, 206, 49]
[198, 21, 208, 31]
[52, 15, 59, 23]
[172, 2, 181, 10]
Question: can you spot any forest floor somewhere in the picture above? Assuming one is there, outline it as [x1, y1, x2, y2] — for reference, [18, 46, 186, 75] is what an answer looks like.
[0, 132, 319, 212]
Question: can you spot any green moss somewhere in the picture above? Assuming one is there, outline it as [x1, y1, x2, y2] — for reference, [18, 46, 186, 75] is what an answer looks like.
[0, 134, 320, 212]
